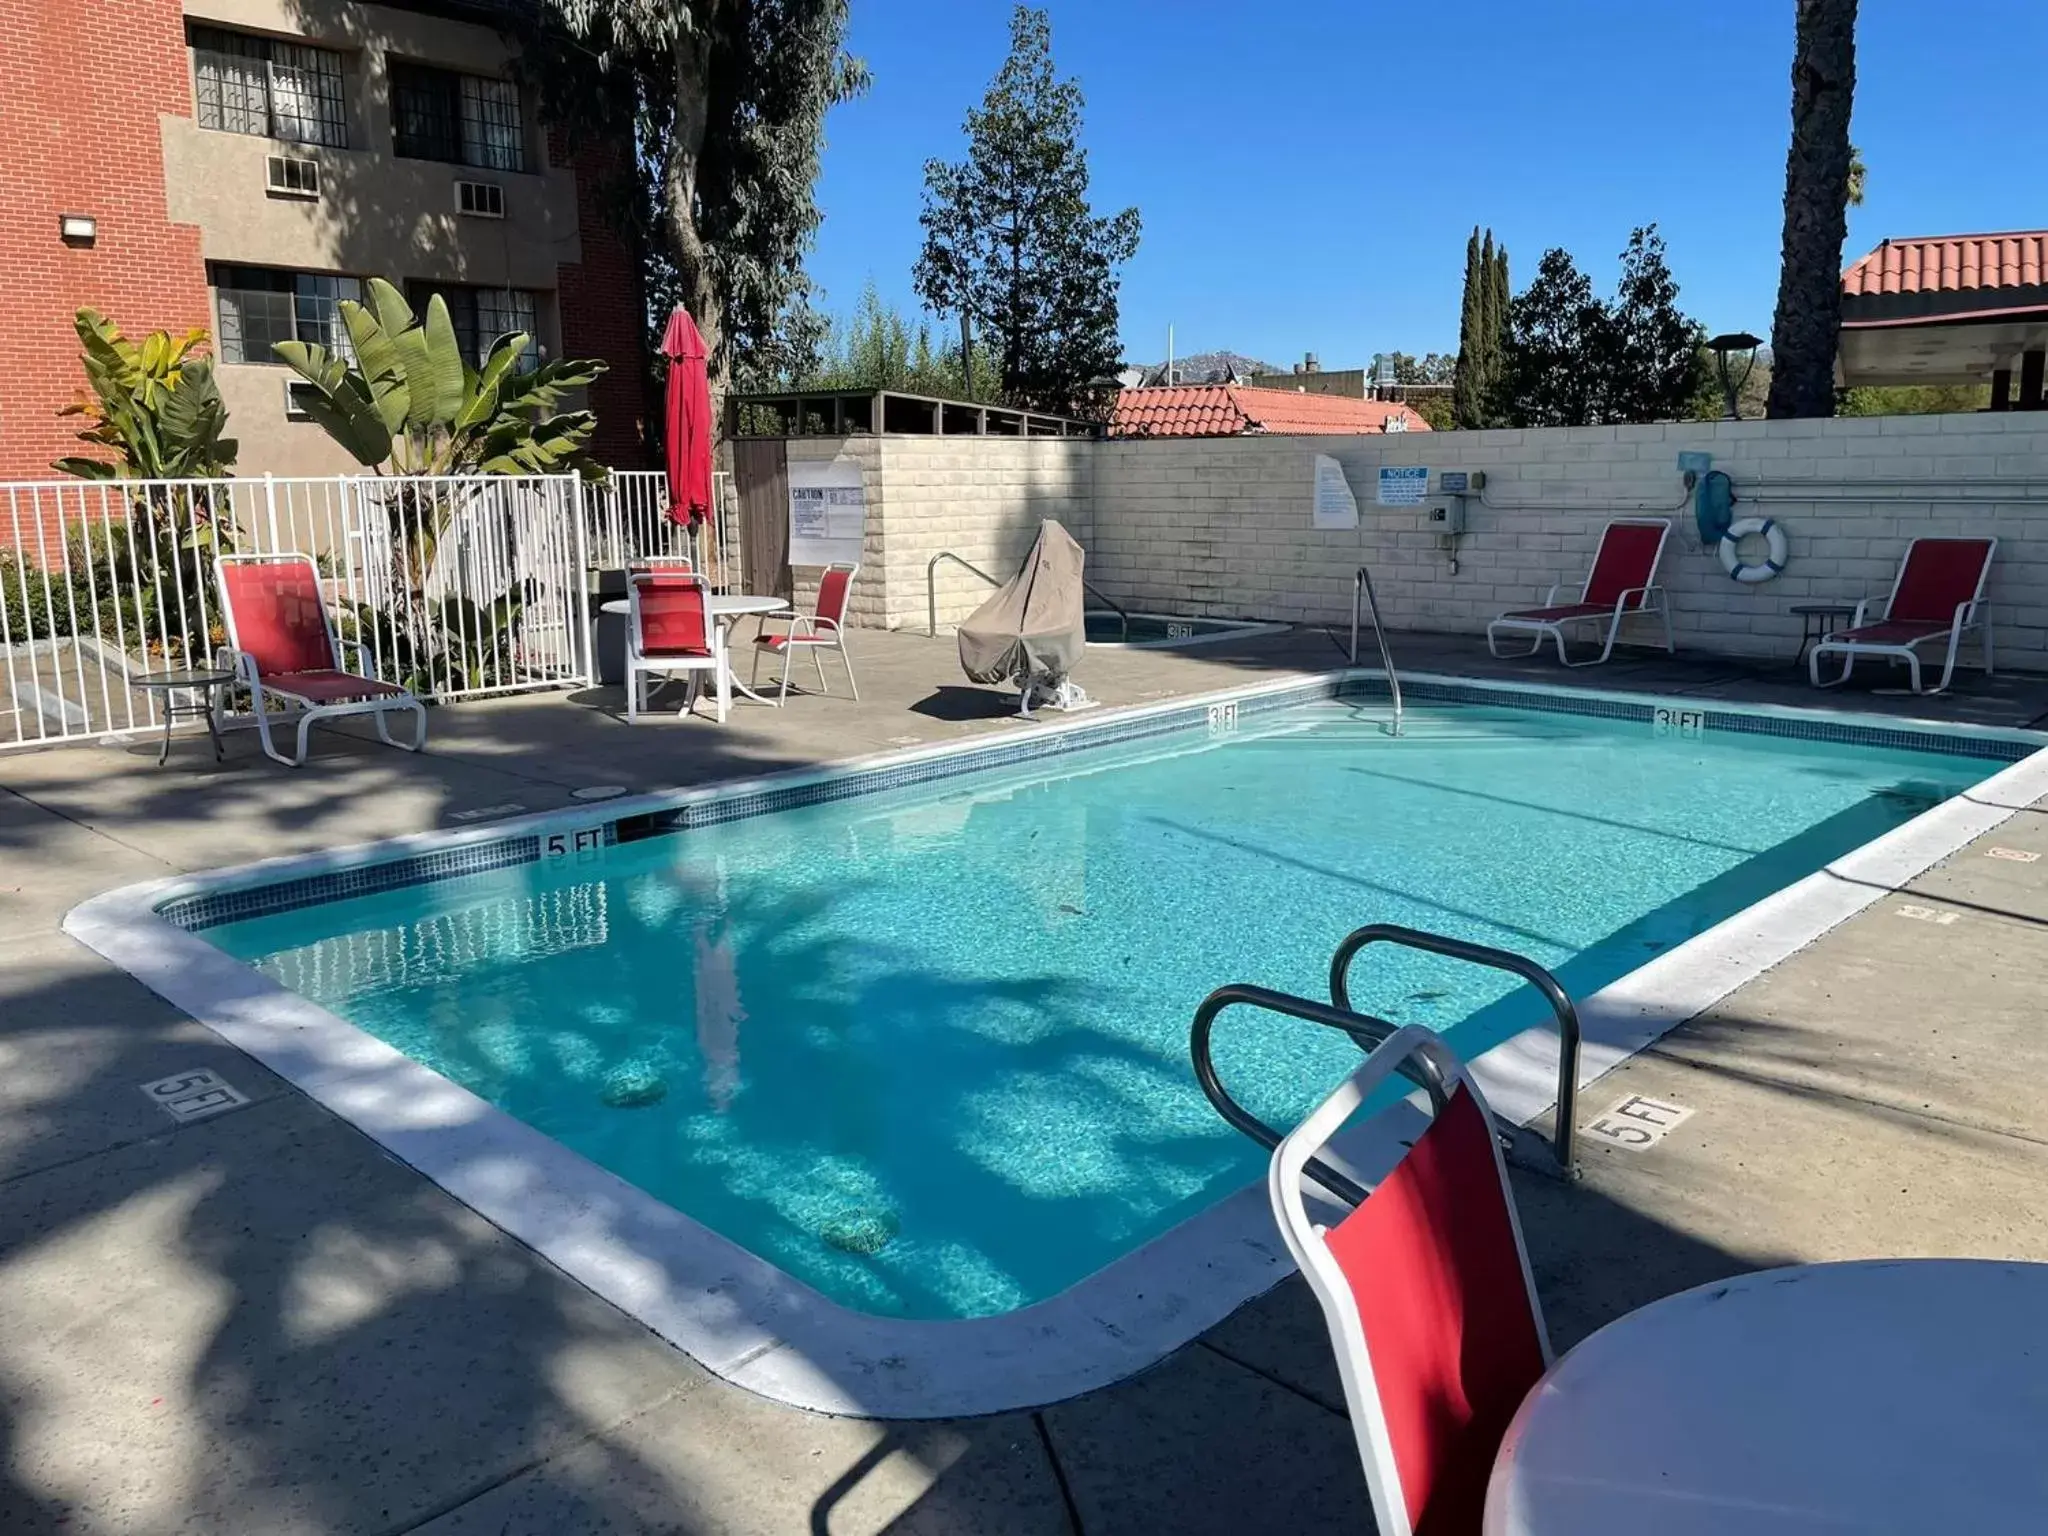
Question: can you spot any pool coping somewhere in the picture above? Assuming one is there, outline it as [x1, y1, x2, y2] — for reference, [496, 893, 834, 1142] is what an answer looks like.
[1082, 612, 1295, 650]
[63, 669, 2048, 1421]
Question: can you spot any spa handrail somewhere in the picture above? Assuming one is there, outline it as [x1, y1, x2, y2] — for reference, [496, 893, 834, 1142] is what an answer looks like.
[1349, 564, 1403, 736]
[925, 549, 1129, 641]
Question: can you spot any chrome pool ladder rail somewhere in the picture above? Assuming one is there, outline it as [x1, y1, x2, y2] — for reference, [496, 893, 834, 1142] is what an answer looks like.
[1189, 983, 1449, 1208]
[1348, 564, 1403, 736]
[926, 548, 1130, 642]
[1329, 923, 1581, 1178]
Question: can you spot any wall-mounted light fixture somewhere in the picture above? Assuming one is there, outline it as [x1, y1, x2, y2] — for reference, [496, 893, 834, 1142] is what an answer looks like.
[58, 214, 97, 246]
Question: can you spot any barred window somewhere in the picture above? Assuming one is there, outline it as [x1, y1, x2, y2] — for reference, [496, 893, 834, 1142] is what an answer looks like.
[390, 62, 524, 171]
[408, 283, 541, 371]
[191, 26, 347, 148]
[214, 267, 361, 365]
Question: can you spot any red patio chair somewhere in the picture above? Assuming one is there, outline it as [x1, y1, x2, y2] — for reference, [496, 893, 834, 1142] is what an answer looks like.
[626, 569, 729, 723]
[216, 554, 426, 768]
[751, 561, 859, 704]
[1487, 518, 1675, 667]
[1270, 1025, 1551, 1536]
[1809, 536, 1996, 695]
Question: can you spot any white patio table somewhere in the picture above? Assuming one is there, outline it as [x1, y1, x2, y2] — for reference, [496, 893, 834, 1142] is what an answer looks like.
[1486, 1259, 2048, 1536]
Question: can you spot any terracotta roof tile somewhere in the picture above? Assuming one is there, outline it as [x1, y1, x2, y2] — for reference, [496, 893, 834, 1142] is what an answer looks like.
[1109, 385, 1430, 438]
[1843, 231, 2048, 297]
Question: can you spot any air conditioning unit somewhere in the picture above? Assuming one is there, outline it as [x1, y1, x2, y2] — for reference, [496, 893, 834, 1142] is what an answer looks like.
[284, 379, 319, 418]
[456, 180, 505, 219]
[264, 154, 320, 200]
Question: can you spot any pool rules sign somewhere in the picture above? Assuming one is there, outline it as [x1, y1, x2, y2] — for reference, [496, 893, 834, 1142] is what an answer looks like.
[787, 457, 867, 567]
[1312, 454, 1358, 529]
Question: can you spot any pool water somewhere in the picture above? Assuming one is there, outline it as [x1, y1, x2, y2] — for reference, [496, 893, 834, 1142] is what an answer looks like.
[204, 699, 1994, 1319]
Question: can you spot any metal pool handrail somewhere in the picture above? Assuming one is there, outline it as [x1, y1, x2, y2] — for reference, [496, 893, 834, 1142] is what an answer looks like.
[1189, 982, 1449, 1208]
[1349, 565, 1403, 735]
[1329, 923, 1581, 1178]
[925, 549, 1130, 641]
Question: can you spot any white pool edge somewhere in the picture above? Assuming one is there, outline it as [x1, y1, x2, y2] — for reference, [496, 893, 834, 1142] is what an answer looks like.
[63, 671, 2048, 1421]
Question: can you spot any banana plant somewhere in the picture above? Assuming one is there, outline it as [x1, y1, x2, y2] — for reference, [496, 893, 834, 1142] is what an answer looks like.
[55, 309, 239, 485]
[273, 277, 607, 478]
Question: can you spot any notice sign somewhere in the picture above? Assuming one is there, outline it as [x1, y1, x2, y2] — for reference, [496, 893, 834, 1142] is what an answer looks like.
[787, 457, 867, 567]
[1376, 466, 1429, 507]
[1312, 454, 1358, 530]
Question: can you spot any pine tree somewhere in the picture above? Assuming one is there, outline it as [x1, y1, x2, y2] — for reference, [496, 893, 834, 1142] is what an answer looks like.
[915, 7, 1142, 413]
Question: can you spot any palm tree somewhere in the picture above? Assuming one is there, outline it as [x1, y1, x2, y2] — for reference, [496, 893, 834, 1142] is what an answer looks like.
[1764, 0, 1859, 419]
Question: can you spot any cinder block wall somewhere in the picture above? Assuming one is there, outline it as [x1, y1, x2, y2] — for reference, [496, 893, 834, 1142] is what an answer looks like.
[787, 436, 1094, 631]
[1090, 414, 2048, 668]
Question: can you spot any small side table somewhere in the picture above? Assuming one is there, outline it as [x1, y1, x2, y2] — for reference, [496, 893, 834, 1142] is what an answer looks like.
[133, 667, 235, 766]
[1788, 602, 1857, 671]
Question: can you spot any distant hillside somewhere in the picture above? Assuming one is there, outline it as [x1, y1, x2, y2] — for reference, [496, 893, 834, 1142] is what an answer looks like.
[1130, 350, 1282, 386]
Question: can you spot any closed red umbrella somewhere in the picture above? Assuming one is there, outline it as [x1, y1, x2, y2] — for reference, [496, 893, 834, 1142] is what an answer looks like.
[659, 306, 714, 527]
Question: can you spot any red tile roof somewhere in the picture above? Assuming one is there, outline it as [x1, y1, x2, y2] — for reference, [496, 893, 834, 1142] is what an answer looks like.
[1109, 385, 1431, 438]
[1842, 232, 2048, 297]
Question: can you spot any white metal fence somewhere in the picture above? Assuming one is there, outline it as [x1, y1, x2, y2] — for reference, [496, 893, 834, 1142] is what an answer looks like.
[1, 473, 607, 750]
[585, 468, 743, 591]
[2, 468, 748, 751]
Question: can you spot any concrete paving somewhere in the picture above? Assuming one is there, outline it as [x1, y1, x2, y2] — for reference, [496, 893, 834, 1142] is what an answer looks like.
[3, 626, 2048, 1533]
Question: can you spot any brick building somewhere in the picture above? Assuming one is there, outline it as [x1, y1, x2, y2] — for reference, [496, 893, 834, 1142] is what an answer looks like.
[0, 0, 651, 483]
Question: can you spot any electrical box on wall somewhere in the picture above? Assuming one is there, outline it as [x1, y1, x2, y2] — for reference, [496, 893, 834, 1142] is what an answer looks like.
[1428, 502, 1467, 535]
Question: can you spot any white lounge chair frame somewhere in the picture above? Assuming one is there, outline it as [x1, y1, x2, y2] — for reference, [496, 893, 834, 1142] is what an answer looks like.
[1486, 518, 1675, 667]
[216, 553, 426, 768]
[1809, 536, 1997, 696]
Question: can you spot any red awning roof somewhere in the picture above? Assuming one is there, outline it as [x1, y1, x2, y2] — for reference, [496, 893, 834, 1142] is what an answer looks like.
[1110, 385, 1431, 438]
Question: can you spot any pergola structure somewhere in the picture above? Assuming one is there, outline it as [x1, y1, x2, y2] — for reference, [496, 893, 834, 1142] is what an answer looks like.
[725, 388, 1101, 438]
[1838, 231, 2048, 409]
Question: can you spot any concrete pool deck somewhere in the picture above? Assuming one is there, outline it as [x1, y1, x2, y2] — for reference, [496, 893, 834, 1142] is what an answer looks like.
[5, 626, 2048, 1532]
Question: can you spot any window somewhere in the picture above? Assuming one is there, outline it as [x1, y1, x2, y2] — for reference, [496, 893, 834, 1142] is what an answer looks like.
[213, 267, 361, 365]
[191, 27, 347, 148]
[390, 62, 523, 171]
[408, 283, 541, 371]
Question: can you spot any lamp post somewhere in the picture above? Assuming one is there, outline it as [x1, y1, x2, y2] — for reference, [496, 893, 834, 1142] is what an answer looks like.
[1707, 332, 1763, 420]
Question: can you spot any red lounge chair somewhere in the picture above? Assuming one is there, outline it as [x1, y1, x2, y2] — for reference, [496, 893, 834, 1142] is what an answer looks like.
[216, 553, 426, 768]
[626, 569, 729, 723]
[1270, 1026, 1551, 1536]
[1809, 536, 1996, 695]
[751, 561, 859, 704]
[1487, 518, 1675, 667]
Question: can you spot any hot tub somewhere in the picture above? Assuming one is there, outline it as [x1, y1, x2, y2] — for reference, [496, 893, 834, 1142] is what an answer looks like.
[1083, 611, 1291, 648]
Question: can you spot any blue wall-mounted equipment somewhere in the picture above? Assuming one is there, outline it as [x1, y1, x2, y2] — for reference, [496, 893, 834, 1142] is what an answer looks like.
[1694, 469, 1735, 547]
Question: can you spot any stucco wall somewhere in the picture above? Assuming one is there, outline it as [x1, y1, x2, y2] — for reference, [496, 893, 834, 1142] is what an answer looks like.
[1088, 414, 2048, 669]
[164, 0, 583, 291]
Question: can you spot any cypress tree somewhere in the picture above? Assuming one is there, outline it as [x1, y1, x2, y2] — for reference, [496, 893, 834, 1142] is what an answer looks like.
[1453, 228, 1484, 428]
[1487, 241, 1511, 424]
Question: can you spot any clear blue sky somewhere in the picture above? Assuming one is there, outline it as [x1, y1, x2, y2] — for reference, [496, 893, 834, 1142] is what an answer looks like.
[807, 0, 2048, 369]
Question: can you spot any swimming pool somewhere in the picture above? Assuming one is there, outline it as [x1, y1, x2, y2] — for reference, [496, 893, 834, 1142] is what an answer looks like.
[68, 672, 2048, 1416]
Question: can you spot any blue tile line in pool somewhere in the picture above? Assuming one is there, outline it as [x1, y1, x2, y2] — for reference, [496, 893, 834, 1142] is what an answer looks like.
[157, 676, 2031, 932]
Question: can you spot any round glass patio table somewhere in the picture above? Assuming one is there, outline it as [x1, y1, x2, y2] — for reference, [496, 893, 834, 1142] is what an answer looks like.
[599, 594, 791, 704]
[1486, 1259, 2048, 1535]
[132, 666, 235, 766]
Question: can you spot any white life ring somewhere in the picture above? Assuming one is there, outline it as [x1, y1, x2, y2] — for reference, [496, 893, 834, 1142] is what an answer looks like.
[1718, 516, 1789, 583]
